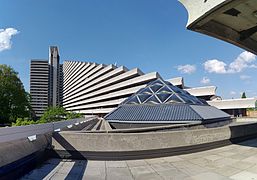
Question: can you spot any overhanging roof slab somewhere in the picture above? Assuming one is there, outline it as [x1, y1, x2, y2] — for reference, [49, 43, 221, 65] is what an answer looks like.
[207, 98, 257, 109]
[180, 0, 257, 55]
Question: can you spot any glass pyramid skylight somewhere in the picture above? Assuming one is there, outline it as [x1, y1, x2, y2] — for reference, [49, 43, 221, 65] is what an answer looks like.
[123, 78, 205, 105]
[105, 78, 231, 126]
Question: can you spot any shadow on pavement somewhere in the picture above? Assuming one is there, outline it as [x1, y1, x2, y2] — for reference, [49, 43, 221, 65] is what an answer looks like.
[49, 132, 88, 179]
[21, 158, 62, 179]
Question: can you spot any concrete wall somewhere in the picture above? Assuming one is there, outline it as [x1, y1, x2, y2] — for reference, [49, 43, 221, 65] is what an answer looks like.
[52, 122, 257, 160]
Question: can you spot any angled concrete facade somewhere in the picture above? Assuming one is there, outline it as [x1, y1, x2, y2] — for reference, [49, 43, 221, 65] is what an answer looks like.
[63, 61, 160, 115]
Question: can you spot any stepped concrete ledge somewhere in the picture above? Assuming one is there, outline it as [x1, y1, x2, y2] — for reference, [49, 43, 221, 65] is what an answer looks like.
[51, 121, 257, 160]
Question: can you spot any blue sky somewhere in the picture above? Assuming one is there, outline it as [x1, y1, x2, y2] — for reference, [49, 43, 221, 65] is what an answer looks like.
[0, 0, 256, 99]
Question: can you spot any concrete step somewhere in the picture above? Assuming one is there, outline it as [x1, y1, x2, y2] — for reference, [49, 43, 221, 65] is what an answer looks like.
[91, 119, 102, 131]
[81, 119, 99, 131]
[99, 119, 112, 131]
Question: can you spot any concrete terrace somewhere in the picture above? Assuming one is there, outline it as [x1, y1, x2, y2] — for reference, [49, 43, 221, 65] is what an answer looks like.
[22, 137, 257, 180]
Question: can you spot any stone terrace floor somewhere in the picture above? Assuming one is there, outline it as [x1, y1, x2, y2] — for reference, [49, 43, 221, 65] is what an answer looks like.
[22, 138, 257, 180]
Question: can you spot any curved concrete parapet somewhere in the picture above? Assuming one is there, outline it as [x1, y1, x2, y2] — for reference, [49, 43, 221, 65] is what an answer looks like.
[179, 0, 257, 55]
[0, 134, 51, 179]
[0, 117, 96, 179]
[52, 122, 257, 160]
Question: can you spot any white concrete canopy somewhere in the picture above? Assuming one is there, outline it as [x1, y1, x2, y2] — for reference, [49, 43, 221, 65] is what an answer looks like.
[180, 0, 257, 55]
[167, 77, 184, 88]
[185, 86, 217, 97]
[207, 98, 257, 109]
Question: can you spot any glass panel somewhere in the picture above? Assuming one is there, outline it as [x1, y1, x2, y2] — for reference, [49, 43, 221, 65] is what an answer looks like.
[138, 87, 153, 95]
[190, 96, 203, 105]
[138, 94, 152, 103]
[166, 94, 183, 103]
[150, 84, 163, 93]
[126, 96, 140, 105]
[170, 85, 185, 94]
[122, 96, 133, 104]
[151, 79, 164, 86]
[145, 95, 161, 104]
[158, 86, 173, 94]
[165, 81, 173, 86]
[179, 94, 194, 104]
[156, 93, 171, 103]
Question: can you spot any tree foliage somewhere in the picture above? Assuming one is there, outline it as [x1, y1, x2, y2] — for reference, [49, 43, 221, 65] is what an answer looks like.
[66, 111, 82, 120]
[39, 106, 82, 123]
[0, 64, 30, 124]
[40, 106, 67, 123]
[12, 106, 82, 126]
[12, 118, 37, 126]
[241, 92, 247, 99]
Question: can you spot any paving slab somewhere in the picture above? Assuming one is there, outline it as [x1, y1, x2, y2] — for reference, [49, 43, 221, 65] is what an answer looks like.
[247, 164, 257, 174]
[145, 158, 166, 164]
[230, 160, 255, 170]
[204, 154, 223, 161]
[21, 138, 257, 180]
[126, 160, 148, 167]
[214, 166, 241, 177]
[212, 157, 239, 168]
[242, 155, 257, 163]
[171, 161, 208, 176]
[133, 172, 163, 180]
[157, 168, 189, 180]
[150, 162, 176, 172]
[83, 166, 106, 180]
[230, 171, 257, 180]
[86, 160, 105, 167]
[106, 167, 133, 180]
[190, 172, 229, 180]
[162, 156, 185, 163]
[129, 165, 155, 177]
[106, 161, 128, 168]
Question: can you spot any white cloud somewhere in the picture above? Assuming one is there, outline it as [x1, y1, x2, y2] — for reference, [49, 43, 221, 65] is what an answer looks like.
[240, 75, 251, 80]
[203, 59, 227, 74]
[230, 91, 236, 96]
[203, 51, 256, 74]
[228, 51, 256, 73]
[0, 28, 19, 52]
[177, 64, 196, 74]
[200, 77, 210, 84]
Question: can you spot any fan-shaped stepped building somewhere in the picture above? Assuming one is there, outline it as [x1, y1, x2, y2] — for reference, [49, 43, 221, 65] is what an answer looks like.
[62, 61, 160, 116]
[105, 78, 231, 129]
[30, 47, 256, 118]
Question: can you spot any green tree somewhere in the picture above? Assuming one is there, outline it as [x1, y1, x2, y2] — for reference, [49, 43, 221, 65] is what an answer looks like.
[241, 92, 247, 99]
[12, 106, 82, 126]
[12, 118, 37, 126]
[0, 64, 30, 124]
[39, 106, 67, 123]
[66, 111, 82, 120]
